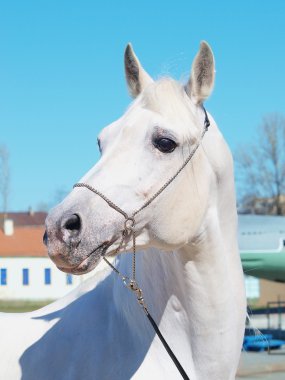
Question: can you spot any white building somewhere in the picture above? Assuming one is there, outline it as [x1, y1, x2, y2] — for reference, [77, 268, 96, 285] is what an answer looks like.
[0, 212, 97, 301]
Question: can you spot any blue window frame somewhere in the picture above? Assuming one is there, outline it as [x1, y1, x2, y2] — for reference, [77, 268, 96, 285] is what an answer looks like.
[0, 268, 7, 285]
[44, 268, 51, 285]
[23, 268, 29, 285]
[66, 274, 73, 285]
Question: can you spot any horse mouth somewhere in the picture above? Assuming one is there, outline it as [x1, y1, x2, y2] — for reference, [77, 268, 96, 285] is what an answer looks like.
[58, 241, 113, 275]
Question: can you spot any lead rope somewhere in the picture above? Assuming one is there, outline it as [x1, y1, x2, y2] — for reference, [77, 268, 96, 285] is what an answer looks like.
[74, 107, 210, 380]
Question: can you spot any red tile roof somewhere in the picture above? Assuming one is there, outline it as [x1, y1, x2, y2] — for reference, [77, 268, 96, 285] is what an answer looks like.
[0, 212, 47, 227]
[0, 226, 48, 257]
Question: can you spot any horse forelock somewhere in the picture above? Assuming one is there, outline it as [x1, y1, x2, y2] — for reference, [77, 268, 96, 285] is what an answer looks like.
[139, 78, 201, 142]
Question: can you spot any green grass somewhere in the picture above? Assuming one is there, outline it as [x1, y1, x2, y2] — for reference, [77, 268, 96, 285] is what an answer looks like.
[0, 300, 53, 313]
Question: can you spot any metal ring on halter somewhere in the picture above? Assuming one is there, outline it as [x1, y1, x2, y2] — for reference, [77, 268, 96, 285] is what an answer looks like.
[124, 217, 135, 231]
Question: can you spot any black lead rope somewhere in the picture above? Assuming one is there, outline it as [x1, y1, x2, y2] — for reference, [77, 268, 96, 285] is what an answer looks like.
[145, 310, 190, 380]
[74, 107, 210, 380]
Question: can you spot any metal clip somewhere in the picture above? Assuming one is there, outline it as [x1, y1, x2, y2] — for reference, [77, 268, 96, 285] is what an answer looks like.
[127, 280, 138, 291]
[127, 280, 147, 309]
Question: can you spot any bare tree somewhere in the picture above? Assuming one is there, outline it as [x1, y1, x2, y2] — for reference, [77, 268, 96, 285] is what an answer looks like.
[53, 187, 68, 205]
[0, 144, 10, 213]
[36, 187, 68, 212]
[235, 113, 285, 215]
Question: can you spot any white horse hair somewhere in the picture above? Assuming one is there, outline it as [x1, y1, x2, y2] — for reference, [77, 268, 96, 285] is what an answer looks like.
[0, 42, 246, 380]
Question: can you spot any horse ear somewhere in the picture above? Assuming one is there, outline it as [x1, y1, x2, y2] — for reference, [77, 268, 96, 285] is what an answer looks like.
[186, 41, 215, 104]
[124, 43, 153, 98]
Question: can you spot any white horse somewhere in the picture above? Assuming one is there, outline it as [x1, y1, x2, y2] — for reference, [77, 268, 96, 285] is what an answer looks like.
[0, 42, 246, 380]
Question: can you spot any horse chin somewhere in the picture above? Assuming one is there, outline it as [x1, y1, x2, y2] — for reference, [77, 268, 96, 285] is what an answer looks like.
[58, 255, 101, 275]
[57, 242, 113, 275]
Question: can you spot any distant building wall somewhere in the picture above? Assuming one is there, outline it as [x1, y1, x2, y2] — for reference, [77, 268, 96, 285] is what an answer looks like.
[0, 257, 94, 300]
[245, 275, 285, 308]
[258, 279, 285, 307]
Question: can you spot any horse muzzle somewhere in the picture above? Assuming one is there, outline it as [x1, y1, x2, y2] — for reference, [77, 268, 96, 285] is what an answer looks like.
[44, 206, 118, 274]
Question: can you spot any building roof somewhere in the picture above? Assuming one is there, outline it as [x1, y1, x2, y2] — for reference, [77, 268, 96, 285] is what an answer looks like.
[0, 226, 48, 257]
[0, 211, 47, 227]
[238, 215, 285, 251]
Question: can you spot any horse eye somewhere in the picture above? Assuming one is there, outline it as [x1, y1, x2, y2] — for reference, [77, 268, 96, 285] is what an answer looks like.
[153, 137, 177, 153]
[97, 138, 102, 154]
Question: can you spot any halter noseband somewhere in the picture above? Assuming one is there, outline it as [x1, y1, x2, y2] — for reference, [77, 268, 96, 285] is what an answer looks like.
[73, 107, 210, 380]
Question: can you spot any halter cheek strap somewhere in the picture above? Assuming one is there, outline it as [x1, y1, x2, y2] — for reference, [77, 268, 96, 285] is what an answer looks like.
[73, 107, 210, 380]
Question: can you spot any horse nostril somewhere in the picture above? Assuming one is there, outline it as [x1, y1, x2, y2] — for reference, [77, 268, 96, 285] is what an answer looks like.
[64, 214, 81, 232]
[43, 231, 48, 246]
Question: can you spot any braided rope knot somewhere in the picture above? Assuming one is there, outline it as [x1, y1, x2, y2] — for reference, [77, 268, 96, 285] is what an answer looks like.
[124, 217, 135, 233]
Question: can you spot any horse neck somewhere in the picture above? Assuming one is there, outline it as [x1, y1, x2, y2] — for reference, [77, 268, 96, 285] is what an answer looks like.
[115, 206, 244, 323]
[112, 165, 246, 378]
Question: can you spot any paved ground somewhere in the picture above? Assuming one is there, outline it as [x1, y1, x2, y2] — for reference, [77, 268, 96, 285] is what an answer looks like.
[237, 349, 285, 379]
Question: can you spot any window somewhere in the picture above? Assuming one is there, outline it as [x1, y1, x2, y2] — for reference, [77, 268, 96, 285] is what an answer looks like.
[66, 274, 73, 285]
[0, 268, 7, 285]
[44, 268, 51, 285]
[23, 268, 29, 285]
[245, 275, 260, 299]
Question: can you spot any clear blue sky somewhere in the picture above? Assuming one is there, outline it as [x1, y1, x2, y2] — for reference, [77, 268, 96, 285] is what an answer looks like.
[0, 0, 284, 211]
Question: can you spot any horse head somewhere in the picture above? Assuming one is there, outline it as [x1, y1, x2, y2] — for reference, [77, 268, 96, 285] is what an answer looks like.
[44, 42, 228, 276]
